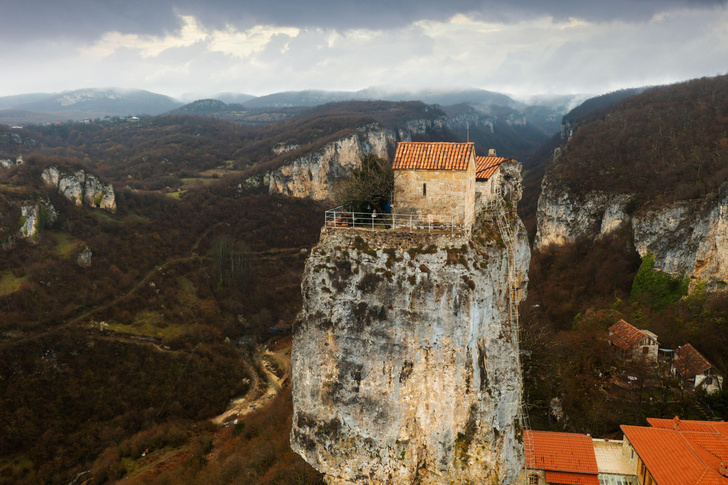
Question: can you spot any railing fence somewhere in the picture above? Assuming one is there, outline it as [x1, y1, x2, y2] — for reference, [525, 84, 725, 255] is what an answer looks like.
[325, 207, 461, 233]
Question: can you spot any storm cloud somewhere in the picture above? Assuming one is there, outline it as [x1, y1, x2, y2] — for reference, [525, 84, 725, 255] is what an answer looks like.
[3, 0, 727, 42]
[0, 0, 726, 98]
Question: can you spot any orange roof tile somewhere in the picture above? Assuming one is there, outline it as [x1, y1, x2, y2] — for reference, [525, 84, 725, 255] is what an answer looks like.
[622, 424, 728, 485]
[526, 431, 599, 475]
[648, 418, 728, 438]
[475, 155, 505, 181]
[674, 344, 714, 378]
[392, 142, 474, 171]
[544, 470, 600, 485]
[608, 319, 650, 352]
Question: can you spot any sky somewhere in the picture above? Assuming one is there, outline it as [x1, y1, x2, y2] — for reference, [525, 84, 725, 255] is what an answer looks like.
[1, 0, 727, 100]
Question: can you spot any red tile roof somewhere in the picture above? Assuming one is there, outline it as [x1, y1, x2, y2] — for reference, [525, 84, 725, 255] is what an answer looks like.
[392, 142, 474, 171]
[648, 418, 728, 437]
[608, 319, 650, 352]
[526, 430, 599, 476]
[622, 423, 728, 485]
[475, 155, 505, 181]
[674, 344, 713, 378]
[544, 470, 600, 485]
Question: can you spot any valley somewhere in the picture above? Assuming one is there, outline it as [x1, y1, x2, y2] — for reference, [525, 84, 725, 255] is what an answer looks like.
[1, 76, 728, 484]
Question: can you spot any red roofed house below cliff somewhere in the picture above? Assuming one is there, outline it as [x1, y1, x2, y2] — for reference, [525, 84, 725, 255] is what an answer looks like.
[517, 430, 600, 485]
[673, 343, 724, 394]
[608, 319, 659, 362]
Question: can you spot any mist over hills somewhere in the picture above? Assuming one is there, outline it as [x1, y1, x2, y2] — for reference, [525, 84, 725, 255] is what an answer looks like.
[0, 86, 587, 136]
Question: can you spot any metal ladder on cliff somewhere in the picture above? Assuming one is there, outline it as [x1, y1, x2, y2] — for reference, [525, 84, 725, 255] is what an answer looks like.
[492, 197, 534, 480]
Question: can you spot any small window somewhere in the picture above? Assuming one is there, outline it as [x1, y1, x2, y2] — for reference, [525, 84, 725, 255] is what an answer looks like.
[423, 183, 427, 196]
[528, 473, 539, 485]
[643, 347, 649, 354]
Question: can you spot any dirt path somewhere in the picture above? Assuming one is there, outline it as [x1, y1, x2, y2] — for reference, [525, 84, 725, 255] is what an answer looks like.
[212, 344, 292, 425]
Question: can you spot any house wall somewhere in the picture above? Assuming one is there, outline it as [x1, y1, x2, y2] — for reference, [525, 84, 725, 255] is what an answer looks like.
[393, 158, 475, 229]
[630, 337, 658, 363]
[623, 439, 657, 485]
[475, 175, 499, 212]
[695, 372, 724, 394]
[515, 469, 546, 485]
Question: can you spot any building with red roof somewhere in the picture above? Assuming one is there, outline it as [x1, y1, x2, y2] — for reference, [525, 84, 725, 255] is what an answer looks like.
[607, 320, 659, 362]
[673, 344, 724, 394]
[392, 142, 477, 228]
[621, 418, 728, 485]
[391, 143, 520, 230]
[519, 430, 600, 485]
[474, 149, 522, 213]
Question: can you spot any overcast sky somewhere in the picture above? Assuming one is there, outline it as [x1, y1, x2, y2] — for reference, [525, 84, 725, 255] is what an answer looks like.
[1, 0, 727, 100]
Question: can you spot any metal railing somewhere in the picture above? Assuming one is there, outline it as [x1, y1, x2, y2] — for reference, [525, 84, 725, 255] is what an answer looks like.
[325, 206, 462, 233]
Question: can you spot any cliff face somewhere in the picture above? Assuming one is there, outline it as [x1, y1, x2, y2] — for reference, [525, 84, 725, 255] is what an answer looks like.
[267, 125, 391, 200]
[534, 177, 631, 247]
[41, 166, 116, 212]
[535, 177, 728, 289]
[291, 206, 529, 483]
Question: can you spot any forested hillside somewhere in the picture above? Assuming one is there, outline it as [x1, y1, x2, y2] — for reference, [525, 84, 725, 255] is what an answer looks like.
[0, 154, 326, 483]
[521, 76, 728, 435]
[551, 76, 728, 206]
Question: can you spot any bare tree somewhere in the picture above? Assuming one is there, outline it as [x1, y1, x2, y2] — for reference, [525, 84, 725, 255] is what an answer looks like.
[335, 153, 395, 212]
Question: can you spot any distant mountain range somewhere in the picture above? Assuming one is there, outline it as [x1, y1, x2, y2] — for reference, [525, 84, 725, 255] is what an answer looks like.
[0, 86, 591, 135]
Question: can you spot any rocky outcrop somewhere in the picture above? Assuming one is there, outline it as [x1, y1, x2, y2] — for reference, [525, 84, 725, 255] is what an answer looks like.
[397, 118, 449, 141]
[15, 199, 56, 244]
[292, 202, 530, 483]
[632, 187, 728, 289]
[535, 178, 632, 248]
[41, 166, 116, 212]
[268, 125, 391, 200]
[76, 244, 93, 268]
[536, 176, 728, 290]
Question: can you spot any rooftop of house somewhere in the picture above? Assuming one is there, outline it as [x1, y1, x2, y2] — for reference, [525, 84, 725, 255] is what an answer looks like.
[622, 420, 728, 485]
[674, 343, 715, 378]
[392, 141, 475, 171]
[647, 418, 728, 436]
[608, 319, 655, 352]
[526, 430, 600, 485]
[475, 155, 506, 181]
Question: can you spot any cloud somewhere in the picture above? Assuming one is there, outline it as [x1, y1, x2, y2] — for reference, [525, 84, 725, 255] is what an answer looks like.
[0, 3, 726, 97]
[2, 0, 727, 44]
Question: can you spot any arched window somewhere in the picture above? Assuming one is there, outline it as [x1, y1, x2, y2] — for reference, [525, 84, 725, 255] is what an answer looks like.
[528, 473, 539, 485]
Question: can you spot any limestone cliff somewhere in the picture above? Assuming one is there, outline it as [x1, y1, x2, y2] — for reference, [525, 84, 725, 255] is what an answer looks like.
[291, 207, 530, 483]
[267, 125, 391, 200]
[535, 177, 728, 290]
[41, 166, 116, 212]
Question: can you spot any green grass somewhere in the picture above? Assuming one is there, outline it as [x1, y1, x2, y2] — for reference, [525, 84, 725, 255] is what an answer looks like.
[105, 314, 186, 339]
[180, 177, 216, 188]
[49, 232, 80, 257]
[0, 183, 33, 195]
[166, 190, 187, 199]
[91, 210, 118, 224]
[0, 453, 34, 479]
[179, 277, 196, 293]
[0, 272, 27, 296]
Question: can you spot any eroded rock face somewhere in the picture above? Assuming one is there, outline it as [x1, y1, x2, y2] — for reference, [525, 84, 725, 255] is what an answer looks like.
[535, 177, 631, 248]
[535, 175, 728, 290]
[41, 166, 116, 212]
[18, 199, 57, 242]
[268, 125, 391, 200]
[291, 207, 530, 484]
